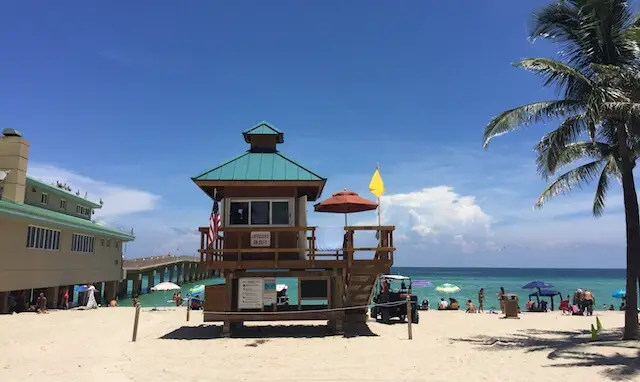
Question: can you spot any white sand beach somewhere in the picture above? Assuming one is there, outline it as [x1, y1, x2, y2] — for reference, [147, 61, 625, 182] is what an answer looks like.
[0, 308, 637, 382]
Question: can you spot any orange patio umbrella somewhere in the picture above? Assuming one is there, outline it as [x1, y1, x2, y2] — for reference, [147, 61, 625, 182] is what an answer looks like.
[313, 189, 378, 225]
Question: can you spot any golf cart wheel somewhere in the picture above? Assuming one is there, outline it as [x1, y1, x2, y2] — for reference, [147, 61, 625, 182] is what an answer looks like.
[370, 307, 377, 319]
[381, 308, 390, 324]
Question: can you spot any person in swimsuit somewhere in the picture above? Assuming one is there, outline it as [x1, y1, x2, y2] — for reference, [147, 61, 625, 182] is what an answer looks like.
[498, 287, 506, 313]
[478, 288, 485, 313]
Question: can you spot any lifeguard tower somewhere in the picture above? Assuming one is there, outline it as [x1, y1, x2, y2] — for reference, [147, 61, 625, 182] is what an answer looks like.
[192, 122, 395, 336]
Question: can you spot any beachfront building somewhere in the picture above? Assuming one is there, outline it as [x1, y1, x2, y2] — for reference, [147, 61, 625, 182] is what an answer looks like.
[0, 128, 135, 313]
[194, 122, 395, 335]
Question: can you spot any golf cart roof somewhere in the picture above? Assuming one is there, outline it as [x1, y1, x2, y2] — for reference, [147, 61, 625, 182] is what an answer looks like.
[381, 275, 411, 281]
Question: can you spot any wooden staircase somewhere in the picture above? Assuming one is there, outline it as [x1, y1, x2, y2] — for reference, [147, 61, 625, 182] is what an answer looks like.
[340, 226, 395, 320]
[343, 262, 390, 317]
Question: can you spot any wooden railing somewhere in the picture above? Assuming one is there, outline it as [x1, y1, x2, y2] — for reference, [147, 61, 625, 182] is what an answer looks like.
[197, 225, 395, 269]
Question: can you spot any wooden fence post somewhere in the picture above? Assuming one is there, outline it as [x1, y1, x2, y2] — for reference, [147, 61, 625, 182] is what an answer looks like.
[132, 304, 141, 342]
[406, 295, 412, 340]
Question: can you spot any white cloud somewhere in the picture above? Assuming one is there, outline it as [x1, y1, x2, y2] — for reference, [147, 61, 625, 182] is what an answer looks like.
[351, 186, 493, 252]
[28, 164, 160, 218]
[382, 186, 491, 236]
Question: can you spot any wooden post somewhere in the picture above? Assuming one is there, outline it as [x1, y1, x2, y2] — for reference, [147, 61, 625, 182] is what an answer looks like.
[406, 295, 412, 340]
[132, 304, 141, 342]
[274, 231, 279, 267]
[186, 296, 191, 322]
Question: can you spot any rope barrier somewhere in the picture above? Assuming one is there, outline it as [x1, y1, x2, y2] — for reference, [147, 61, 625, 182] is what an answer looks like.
[201, 300, 408, 315]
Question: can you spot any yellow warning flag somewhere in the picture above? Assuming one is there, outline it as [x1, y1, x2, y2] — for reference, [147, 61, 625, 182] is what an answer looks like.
[369, 167, 385, 198]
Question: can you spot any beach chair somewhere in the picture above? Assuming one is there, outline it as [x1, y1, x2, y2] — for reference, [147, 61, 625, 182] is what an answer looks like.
[559, 299, 571, 315]
[503, 299, 519, 319]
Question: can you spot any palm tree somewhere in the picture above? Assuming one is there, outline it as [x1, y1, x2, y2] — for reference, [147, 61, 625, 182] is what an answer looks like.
[484, 0, 639, 339]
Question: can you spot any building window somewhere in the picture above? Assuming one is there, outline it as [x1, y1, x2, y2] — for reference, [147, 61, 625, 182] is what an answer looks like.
[60, 199, 67, 210]
[41, 193, 49, 205]
[26, 226, 61, 250]
[228, 199, 292, 226]
[106, 239, 111, 248]
[100, 238, 105, 247]
[71, 233, 94, 253]
[76, 204, 91, 217]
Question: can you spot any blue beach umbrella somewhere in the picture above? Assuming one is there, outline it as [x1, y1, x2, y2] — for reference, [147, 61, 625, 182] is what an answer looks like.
[612, 289, 626, 299]
[521, 281, 554, 290]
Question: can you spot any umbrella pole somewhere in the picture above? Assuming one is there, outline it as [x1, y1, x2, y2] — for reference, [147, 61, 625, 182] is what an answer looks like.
[344, 213, 347, 227]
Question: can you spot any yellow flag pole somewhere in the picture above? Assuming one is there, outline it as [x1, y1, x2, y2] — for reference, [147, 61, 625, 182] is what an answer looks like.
[369, 163, 385, 246]
[377, 163, 381, 245]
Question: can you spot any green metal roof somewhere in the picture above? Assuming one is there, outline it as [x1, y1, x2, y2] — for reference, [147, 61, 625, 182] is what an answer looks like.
[192, 151, 326, 182]
[244, 121, 282, 135]
[0, 199, 135, 241]
[243, 122, 284, 144]
[27, 177, 103, 209]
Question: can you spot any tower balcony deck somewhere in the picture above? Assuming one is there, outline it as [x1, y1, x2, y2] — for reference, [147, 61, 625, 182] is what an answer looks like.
[197, 225, 395, 271]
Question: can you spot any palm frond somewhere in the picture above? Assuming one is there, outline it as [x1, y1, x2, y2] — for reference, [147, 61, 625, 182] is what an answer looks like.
[483, 100, 583, 148]
[602, 101, 640, 116]
[592, 161, 612, 217]
[535, 114, 589, 178]
[534, 159, 607, 209]
[537, 140, 613, 178]
[530, 0, 637, 72]
[515, 58, 592, 99]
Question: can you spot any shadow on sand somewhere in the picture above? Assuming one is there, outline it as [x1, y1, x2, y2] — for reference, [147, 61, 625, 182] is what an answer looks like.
[451, 328, 640, 381]
[160, 322, 378, 340]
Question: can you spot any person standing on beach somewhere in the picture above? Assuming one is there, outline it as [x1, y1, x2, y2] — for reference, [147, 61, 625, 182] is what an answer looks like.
[478, 288, 485, 313]
[498, 287, 505, 313]
[86, 284, 98, 309]
[60, 287, 69, 309]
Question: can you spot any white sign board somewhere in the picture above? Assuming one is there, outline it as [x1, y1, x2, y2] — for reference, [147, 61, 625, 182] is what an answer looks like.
[250, 231, 271, 247]
[263, 277, 277, 305]
[238, 278, 263, 309]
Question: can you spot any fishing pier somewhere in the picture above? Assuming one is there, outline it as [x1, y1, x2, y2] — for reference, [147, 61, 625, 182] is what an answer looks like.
[121, 254, 215, 297]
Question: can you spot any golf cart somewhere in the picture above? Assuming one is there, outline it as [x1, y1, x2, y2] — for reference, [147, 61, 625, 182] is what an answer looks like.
[370, 275, 419, 324]
[276, 284, 289, 306]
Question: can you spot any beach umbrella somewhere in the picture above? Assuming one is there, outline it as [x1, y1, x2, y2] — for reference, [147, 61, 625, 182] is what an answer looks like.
[522, 281, 554, 305]
[412, 280, 433, 287]
[435, 283, 460, 293]
[521, 281, 554, 290]
[151, 282, 182, 310]
[612, 289, 626, 299]
[151, 282, 181, 292]
[314, 189, 378, 225]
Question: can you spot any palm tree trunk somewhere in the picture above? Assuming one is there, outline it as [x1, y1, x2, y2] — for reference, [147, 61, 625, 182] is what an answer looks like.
[617, 125, 640, 340]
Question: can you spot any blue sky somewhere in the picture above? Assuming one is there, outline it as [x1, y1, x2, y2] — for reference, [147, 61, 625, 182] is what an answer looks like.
[0, 1, 627, 267]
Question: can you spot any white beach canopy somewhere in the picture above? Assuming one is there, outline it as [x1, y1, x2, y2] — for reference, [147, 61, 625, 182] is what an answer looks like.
[151, 282, 181, 292]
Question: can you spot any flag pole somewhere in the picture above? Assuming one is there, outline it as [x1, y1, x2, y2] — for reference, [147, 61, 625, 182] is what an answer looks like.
[377, 163, 381, 245]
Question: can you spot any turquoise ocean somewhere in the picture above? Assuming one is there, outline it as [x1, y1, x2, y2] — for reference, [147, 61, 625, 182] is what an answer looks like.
[117, 267, 630, 310]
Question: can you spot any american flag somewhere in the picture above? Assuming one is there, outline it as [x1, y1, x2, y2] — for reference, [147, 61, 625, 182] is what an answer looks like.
[208, 199, 221, 248]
